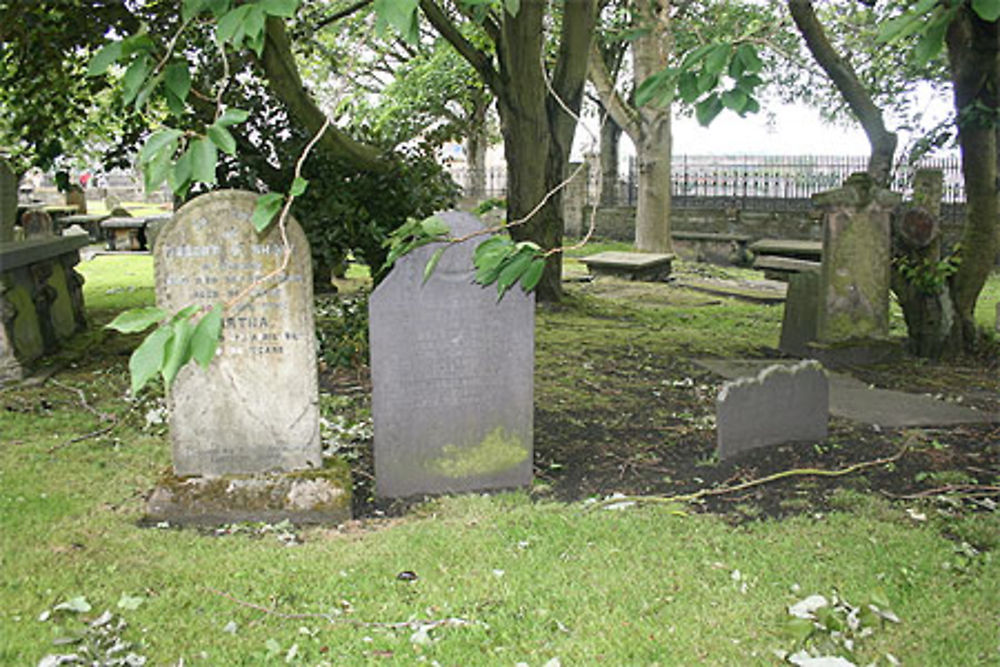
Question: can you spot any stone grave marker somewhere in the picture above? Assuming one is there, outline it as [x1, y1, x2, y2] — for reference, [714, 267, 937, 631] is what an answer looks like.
[149, 190, 348, 525]
[813, 173, 899, 343]
[0, 158, 15, 242]
[154, 190, 321, 476]
[369, 210, 534, 498]
[21, 209, 53, 239]
[716, 360, 828, 460]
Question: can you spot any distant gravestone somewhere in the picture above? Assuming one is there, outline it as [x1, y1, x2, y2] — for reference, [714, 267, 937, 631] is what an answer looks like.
[813, 173, 899, 343]
[154, 190, 321, 476]
[21, 209, 53, 239]
[716, 360, 829, 460]
[0, 159, 15, 242]
[369, 210, 535, 498]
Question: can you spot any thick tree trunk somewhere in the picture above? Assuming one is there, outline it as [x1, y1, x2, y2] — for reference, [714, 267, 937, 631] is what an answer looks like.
[787, 0, 896, 185]
[464, 94, 490, 200]
[945, 8, 1000, 353]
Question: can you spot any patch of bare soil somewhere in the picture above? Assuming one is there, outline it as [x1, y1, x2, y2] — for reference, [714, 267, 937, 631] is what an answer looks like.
[324, 350, 1000, 526]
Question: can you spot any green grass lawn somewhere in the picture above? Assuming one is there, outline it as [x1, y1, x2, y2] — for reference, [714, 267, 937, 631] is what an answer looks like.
[1, 254, 998, 664]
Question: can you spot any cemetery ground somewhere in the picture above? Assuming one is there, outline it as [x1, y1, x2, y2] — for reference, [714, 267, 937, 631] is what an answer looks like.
[2, 247, 999, 664]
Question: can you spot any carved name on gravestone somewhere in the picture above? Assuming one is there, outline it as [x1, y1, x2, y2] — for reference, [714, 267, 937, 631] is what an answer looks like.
[369, 210, 534, 498]
[155, 190, 321, 476]
[716, 360, 829, 460]
[0, 159, 15, 242]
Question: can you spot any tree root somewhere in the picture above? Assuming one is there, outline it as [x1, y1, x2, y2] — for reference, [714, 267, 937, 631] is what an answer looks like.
[587, 445, 910, 510]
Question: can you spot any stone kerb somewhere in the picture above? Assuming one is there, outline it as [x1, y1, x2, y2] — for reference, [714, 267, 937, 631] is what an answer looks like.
[0, 159, 15, 243]
[369, 210, 535, 499]
[716, 360, 829, 460]
[812, 173, 900, 343]
[154, 190, 321, 477]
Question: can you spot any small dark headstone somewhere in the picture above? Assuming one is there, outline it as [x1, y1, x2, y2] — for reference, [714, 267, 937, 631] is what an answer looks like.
[779, 272, 820, 356]
[716, 360, 828, 460]
[369, 210, 534, 498]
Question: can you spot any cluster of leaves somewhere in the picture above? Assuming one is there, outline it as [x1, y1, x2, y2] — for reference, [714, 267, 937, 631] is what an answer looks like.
[105, 305, 222, 395]
[315, 294, 370, 370]
[637, 41, 764, 126]
[894, 246, 962, 295]
[38, 595, 147, 667]
[779, 589, 901, 665]
[472, 235, 545, 298]
[383, 215, 452, 280]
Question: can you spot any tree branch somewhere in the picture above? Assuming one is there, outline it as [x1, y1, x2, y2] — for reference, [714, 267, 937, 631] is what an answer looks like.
[261, 17, 385, 171]
[588, 41, 641, 139]
[419, 0, 500, 92]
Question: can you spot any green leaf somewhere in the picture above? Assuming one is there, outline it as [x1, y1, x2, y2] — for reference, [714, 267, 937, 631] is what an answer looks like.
[677, 71, 699, 104]
[496, 248, 535, 298]
[161, 317, 195, 390]
[217, 5, 250, 44]
[54, 596, 92, 613]
[423, 246, 446, 284]
[289, 176, 308, 197]
[503, 0, 520, 16]
[117, 593, 145, 611]
[182, 0, 206, 21]
[122, 56, 151, 105]
[520, 257, 545, 292]
[190, 137, 218, 184]
[251, 193, 284, 232]
[473, 235, 509, 262]
[217, 107, 250, 127]
[374, 0, 419, 43]
[87, 41, 123, 76]
[680, 43, 715, 70]
[207, 124, 237, 156]
[171, 304, 201, 323]
[106, 307, 168, 333]
[135, 71, 164, 110]
[696, 70, 718, 96]
[420, 216, 450, 237]
[191, 305, 223, 368]
[721, 88, 748, 112]
[741, 97, 760, 115]
[972, 0, 1000, 21]
[129, 326, 171, 395]
[261, 0, 300, 17]
[784, 617, 815, 644]
[144, 149, 173, 193]
[703, 43, 731, 76]
[206, 0, 232, 17]
[244, 4, 266, 41]
[475, 247, 509, 285]
[695, 95, 724, 126]
[164, 61, 191, 105]
[635, 70, 670, 108]
[735, 44, 762, 74]
[139, 129, 183, 166]
[914, 16, 948, 66]
[168, 148, 193, 195]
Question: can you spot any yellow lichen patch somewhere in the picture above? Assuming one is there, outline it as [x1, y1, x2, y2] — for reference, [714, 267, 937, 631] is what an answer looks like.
[428, 426, 529, 478]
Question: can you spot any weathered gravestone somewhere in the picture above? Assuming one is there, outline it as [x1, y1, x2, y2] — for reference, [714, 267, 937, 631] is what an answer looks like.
[21, 209, 53, 239]
[369, 210, 534, 498]
[148, 190, 348, 525]
[813, 173, 899, 343]
[0, 159, 15, 242]
[716, 360, 829, 460]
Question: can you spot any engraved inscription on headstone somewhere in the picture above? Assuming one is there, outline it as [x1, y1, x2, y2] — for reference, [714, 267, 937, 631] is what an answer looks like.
[0, 159, 15, 242]
[155, 190, 321, 476]
[369, 210, 534, 498]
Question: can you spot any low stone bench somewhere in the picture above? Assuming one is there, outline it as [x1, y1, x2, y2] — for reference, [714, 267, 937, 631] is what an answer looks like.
[749, 238, 822, 261]
[101, 216, 149, 251]
[580, 251, 676, 281]
[671, 231, 752, 266]
[58, 213, 109, 241]
[752, 255, 822, 282]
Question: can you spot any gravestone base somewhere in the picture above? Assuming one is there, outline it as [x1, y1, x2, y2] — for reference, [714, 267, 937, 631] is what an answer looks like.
[803, 338, 903, 368]
[145, 459, 351, 527]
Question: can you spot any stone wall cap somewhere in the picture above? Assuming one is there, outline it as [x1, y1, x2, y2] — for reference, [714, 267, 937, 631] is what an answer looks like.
[0, 235, 91, 271]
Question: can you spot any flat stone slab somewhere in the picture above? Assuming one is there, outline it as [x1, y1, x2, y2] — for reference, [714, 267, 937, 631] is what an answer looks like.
[750, 239, 822, 259]
[675, 277, 787, 304]
[0, 235, 91, 271]
[580, 251, 676, 281]
[145, 461, 351, 527]
[695, 358, 1000, 428]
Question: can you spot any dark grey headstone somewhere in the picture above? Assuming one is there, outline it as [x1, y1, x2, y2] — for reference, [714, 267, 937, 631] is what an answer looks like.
[716, 360, 828, 460]
[155, 190, 321, 476]
[779, 271, 820, 356]
[0, 159, 15, 242]
[369, 210, 534, 498]
[21, 209, 53, 239]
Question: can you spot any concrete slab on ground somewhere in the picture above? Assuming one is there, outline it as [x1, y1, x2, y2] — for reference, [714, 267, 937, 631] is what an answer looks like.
[674, 277, 787, 304]
[695, 358, 1000, 428]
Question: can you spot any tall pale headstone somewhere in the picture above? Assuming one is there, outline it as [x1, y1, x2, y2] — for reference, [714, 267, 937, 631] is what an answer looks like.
[154, 190, 321, 476]
[369, 211, 535, 498]
[813, 173, 899, 343]
[1, 159, 17, 242]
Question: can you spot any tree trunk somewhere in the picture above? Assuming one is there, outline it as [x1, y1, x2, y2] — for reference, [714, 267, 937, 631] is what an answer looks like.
[944, 7, 1000, 353]
[464, 94, 489, 200]
[787, 0, 896, 185]
[598, 106, 621, 206]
